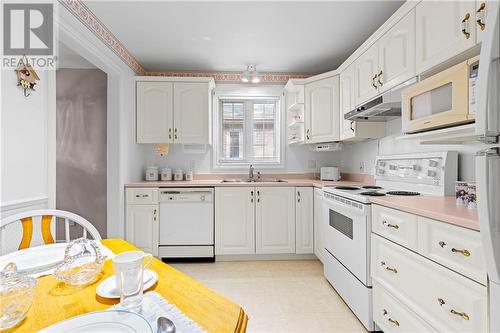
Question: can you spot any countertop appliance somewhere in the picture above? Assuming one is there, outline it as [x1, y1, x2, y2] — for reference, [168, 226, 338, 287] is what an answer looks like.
[322, 151, 457, 331]
[158, 188, 214, 260]
[320, 167, 340, 181]
[402, 55, 479, 134]
[344, 77, 416, 122]
[475, 2, 500, 331]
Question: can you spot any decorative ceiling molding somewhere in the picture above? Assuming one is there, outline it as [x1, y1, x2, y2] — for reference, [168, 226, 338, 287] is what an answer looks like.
[144, 71, 313, 83]
[60, 0, 146, 75]
[62, 1, 313, 82]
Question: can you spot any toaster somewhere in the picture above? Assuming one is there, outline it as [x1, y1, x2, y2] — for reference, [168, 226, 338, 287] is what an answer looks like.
[320, 167, 340, 181]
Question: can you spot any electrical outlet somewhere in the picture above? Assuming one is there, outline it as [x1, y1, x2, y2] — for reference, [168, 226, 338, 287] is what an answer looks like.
[189, 160, 196, 171]
[359, 162, 365, 172]
[308, 160, 317, 169]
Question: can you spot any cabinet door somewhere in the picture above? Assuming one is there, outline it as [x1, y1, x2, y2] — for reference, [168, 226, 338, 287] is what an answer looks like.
[136, 82, 173, 143]
[296, 187, 314, 254]
[354, 43, 379, 106]
[313, 188, 324, 262]
[378, 10, 416, 93]
[475, 1, 488, 43]
[173, 82, 210, 144]
[340, 64, 356, 140]
[305, 76, 340, 143]
[255, 187, 295, 254]
[215, 187, 255, 255]
[416, 1, 476, 73]
[125, 204, 159, 256]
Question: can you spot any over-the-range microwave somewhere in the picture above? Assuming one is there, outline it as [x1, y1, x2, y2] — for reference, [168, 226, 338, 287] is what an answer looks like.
[402, 55, 479, 134]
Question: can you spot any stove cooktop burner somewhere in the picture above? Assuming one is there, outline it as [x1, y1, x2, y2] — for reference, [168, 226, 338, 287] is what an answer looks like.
[359, 191, 386, 196]
[362, 186, 383, 189]
[334, 186, 360, 190]
[386, 191, 421, 196]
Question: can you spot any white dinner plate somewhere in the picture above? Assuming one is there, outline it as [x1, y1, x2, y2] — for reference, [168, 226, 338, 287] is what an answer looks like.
[96, 269, 158, 299]
[0, 243, 68, 272]
[38, 310, 153, 333]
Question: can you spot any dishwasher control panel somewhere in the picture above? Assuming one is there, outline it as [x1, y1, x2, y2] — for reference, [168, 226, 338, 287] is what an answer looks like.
[159, 189, 213, 202]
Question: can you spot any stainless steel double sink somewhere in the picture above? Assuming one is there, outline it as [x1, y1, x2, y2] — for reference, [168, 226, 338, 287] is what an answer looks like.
[221, 178, 287, 183]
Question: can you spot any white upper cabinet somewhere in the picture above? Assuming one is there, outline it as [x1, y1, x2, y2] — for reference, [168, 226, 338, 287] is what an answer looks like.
[340, 63, 356, 140]
[354, 43, 379, 106]
[136, 81, 173, 143]
[215, 187, 255, 255]
[305, 76, 340, 143]
[136, 78, 214, 144]
[255, 187, 296, 254]
[378, 10, 416, 93]
[295, 187, 314, 254]
[173, 82, 211, 144]
[416, 1, 477, 73]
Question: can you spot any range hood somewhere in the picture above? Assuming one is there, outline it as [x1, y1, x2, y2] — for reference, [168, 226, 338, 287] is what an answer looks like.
[344, 77, 417, 122]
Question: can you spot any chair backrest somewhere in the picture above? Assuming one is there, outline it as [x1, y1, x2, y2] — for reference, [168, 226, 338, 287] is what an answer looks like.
[0, 209, 101, 250]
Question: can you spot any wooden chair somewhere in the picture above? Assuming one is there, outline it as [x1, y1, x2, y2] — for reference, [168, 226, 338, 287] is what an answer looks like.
[0, 209, 101, 250]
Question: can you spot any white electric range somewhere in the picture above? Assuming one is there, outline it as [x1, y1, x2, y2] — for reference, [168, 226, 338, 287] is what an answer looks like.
[322, 151, 458, 331]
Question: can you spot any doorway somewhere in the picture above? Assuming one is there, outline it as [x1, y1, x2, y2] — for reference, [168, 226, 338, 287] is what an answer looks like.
[56, 42, 107, 238]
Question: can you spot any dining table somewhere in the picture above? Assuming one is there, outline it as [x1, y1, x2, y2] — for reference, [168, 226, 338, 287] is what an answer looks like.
[4, 239, 248, 333]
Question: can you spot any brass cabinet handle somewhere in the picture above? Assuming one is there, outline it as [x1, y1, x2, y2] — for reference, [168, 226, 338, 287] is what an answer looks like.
[476, 2, 486, 30]
[461, 13, 471, 39]
[153, 209, 157, 222]
[382, 220, 399, 229]
[350, 121, 355, 133]
[250, 191, 254, 203]
[297, 191, 301, 203]
[257, 190, 260, 203]
[169, 128, 172, 139]
[438, 298, 470, 320]
[382, 309, 400, 327]
[377, 70, 383, 86]
[381, 261, 398, 273]
[438, 241, 471, 257]
[372, 74, 377, 88]
[306, 129, 310, 140]
[174, 128, 178, 140]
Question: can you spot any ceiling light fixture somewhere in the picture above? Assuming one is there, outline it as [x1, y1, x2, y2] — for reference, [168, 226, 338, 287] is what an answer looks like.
[241, 64, 260, 83]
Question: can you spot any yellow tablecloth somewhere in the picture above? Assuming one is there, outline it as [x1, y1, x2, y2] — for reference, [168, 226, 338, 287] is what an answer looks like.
[5, 239, 248, 333]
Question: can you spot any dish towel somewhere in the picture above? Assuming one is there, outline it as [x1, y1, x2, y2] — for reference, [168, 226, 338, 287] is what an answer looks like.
[113, 291, 206, 333]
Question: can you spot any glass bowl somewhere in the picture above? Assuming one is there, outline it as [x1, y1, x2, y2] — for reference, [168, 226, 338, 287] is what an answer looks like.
[0, 262, 37, 330]
[53, 238, 105, 286]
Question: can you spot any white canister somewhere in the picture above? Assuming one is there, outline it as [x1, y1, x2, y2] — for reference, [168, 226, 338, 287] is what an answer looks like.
[145, 166, 159, 181]
[186, 171, 194, 181]
[467, 183, 477, 210]
[173, 169, 184, 181]
[161, 167, 172, 181]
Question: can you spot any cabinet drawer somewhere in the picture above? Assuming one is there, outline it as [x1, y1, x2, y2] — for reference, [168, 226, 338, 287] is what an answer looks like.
[373, 281, 436, 333]
[372, 205, 418, 250]
[126, 188, 158, 204]
[372, 234, 487, 333]
[418, 217, 486, 285]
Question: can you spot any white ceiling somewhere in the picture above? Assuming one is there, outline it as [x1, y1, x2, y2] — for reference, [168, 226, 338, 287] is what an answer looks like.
[85, 1, 404, 73]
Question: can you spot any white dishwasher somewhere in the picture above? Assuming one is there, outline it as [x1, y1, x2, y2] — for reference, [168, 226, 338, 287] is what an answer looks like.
[158, 188, 214, 260]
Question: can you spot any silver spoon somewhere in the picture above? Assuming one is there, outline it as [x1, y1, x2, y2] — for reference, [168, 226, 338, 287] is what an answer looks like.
[157, 316, 176, 333]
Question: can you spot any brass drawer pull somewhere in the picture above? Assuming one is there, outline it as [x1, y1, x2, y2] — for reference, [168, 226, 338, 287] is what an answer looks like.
[461, 13, 471, 39]
[381, 261, 398, 274]
[383, 309, 400, 327]
[438, 241, 471, 257]
[476, 3, 486, 30]
[438, 298, 470, 321]
[135, 194, 149, 198]
[382, 220, 399, 229]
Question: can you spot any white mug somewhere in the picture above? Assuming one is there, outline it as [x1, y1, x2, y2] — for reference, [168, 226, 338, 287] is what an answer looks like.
[112, 251, 153, 310]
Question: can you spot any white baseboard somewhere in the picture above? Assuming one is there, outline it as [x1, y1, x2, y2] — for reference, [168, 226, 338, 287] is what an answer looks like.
[215, 253, 318, 262]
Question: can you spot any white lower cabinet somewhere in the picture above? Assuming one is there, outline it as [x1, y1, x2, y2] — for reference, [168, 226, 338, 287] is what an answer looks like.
[255, 187, 296, 254]
[215, 186, 314, 256]
[313, 188, 324, 262]
[215, 187, 255, 255]
[296, 187, 313, 254]
[372, 233, 487, 333]
[125, 189, 159, 257]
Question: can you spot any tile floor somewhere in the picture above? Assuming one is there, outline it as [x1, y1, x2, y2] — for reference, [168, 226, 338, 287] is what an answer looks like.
[172, 260, 367, 333]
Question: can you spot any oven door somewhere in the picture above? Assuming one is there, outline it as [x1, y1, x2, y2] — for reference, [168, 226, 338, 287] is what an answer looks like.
[324, 194, 370, 285]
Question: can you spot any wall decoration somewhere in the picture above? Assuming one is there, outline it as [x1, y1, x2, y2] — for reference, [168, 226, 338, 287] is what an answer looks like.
[15, 55, 40, 97]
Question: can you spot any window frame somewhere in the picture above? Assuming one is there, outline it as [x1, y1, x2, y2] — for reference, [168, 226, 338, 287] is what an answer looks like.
[214, 95, 283, 169]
